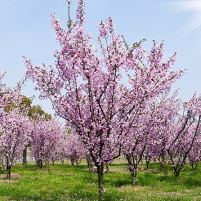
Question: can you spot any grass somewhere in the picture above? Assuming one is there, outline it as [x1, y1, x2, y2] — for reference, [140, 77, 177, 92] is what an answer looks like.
[0, 159, 200, 200]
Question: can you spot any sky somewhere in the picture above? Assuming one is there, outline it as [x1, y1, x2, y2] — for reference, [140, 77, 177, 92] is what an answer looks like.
[0, 0, 201, 115]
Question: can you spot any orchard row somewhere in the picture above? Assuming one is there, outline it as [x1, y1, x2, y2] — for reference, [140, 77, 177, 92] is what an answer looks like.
[0, 0, 201, 199]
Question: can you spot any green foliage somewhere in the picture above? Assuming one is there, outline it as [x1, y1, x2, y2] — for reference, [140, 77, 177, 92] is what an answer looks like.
[3, 95, 52, 121]
[4, 95, 32, 112]
[27, 104, 52, 120]
[0, 160, 200, 200]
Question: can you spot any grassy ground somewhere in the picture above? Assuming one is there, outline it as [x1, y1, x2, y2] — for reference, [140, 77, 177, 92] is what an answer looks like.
[0, 159, 201, 200]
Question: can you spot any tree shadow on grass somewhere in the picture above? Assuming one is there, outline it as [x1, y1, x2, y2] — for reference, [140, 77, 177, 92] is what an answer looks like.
[104, 172, 131, 188]
[182, 176, 201, 188]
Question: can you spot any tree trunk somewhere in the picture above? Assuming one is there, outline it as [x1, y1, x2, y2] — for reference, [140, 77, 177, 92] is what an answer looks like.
[71, 160, 74, 166]
[23, 147, 27, 165]
[40, 160, 43, 168]
[46, 162, 48, 169]
[190, 161, 198, 170]
[145, 156, 151, 169]
[89, 161, 93, 173]
[131, 172, 137, 186]
[97, 165, 104, 200]
[86, 155, 93, 173]
[174, 167, 180, 177]
[6, 166, 11, 180]
[52, 160, 55, 166]
[36, 159, 43, 168]
[146, 161, 149, 169]
[160, 162, 164, 171]
[88, 162, 92, 173]
[106, 162, 109, 173]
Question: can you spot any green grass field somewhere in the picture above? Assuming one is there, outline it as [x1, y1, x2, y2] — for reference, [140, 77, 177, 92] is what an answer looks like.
[0, 159, 201, 200]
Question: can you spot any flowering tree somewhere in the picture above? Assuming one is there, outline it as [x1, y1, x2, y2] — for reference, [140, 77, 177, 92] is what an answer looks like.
[30, 118, 64, 168]
[0, 110, 31, 179]
[24, 0, 184, 198]
[167, 94, 201, 176]
[22, 103, 52, 165]
[0, 67, 28, 179]
[122, 91, 182, 185]
[55, 135, 68, 165]
[65, 132, 85, 166]
[122, 100, 159, 185]
[146, 92, 181, 169]
[188, 137, 201, 170]
[52, 129, 85, 165]
[0, 68, 22, 115]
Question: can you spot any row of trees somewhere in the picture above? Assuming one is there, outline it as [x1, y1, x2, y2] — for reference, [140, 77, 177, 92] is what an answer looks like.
[0, 66, 201, 199]
[0, 72, 84, 179]
[0, 107, 85, 179]
[23, 0, 201, 199]
[0, 0, 200, 200]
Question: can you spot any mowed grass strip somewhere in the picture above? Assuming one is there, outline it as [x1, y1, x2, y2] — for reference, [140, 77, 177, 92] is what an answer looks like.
[0, 159, 200, 200]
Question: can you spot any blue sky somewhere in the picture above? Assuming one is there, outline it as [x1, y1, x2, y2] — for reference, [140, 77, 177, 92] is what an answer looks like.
[0, 0, 201, 114]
